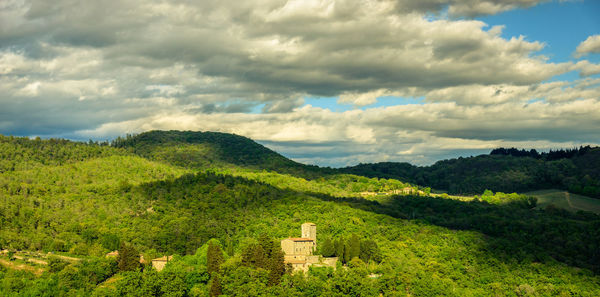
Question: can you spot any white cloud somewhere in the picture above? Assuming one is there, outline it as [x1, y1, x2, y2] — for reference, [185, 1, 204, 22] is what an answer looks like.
[572, 60, 600, 77]
[75, 79, 600, 166]
[1, 0, 597, 166]
[575, 35, 600, 58]
[338, 89, 390, 106]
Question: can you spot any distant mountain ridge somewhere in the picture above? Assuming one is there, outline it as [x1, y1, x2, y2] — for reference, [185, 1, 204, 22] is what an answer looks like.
[342, 147, 600, 198]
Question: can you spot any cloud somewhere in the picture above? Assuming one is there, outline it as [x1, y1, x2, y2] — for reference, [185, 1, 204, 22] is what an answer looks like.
[575, 35, 600, 58]
[572, 60, 600, 77]
[1, 1, 568, 100]
[1, 0, 597, 166]
[393, 0, 549, 17]
[262, 97, 305, 113]
[338, 89, 390, 106]
[75, 81, 600, 166]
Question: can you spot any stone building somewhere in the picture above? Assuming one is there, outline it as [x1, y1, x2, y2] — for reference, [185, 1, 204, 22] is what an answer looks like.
[281, 222, 337, 272]
[151, 255, 173, 271]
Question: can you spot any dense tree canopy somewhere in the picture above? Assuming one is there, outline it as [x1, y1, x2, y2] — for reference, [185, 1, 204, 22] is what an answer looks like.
[0, 131, 599, 296]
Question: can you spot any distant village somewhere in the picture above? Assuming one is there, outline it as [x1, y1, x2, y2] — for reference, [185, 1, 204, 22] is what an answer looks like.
[359, 186, 425, 197]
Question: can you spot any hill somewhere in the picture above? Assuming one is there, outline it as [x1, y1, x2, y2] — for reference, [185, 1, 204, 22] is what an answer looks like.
[0, 132, 599, 296]
[110, 130, 420, 197]
[111, 130, 328, 178]
[342, 147, 600, 198]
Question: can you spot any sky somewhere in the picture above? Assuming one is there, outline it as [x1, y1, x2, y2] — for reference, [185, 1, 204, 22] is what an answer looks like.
[1, 0, 599, 167]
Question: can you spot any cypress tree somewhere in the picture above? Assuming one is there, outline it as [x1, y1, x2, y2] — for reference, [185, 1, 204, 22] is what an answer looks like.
[321, 238, 335, 257]
[268, 247, 286, 286]
[343, 239, 351, 264]
[242, 243, 266, 268]
[258, 233, 275, 258]
[118, 242, 140, 271]
[209, 274, 222, 297]
[334, 237, 345, 261]
[348, 234, 361, 261]
[207, 241, 224, 276]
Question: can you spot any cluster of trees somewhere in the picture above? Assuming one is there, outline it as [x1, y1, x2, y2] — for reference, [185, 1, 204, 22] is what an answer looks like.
[320, 235, 382, 264]
[0, 257, 118, 296]
[490, 145, 595, 161]
[240, 234, 286, 286]
[0, 135, 122, 173]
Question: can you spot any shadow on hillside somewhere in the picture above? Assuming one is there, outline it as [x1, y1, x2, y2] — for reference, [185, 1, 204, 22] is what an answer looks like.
[306, 191, 600, 273]
[135, 172, 600, 274]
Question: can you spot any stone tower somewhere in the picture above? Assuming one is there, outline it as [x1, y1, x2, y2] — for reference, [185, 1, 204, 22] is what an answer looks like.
[301, 222, 317, 242]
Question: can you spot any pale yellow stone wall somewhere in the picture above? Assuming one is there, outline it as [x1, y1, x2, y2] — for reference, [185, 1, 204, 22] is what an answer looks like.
[322, 257, 338, 268]
[152, 260, 168, 272]
[306, 255, 319, 264]
[284, 254, 306, 262]
[281, 239, 295, 255]
[292, 262, 310, 273]
[301, 223, 317, 242]
[281, 239, 314, 256]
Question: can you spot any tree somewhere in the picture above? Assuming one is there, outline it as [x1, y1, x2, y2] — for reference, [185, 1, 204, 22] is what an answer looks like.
[48, 256, 68, 273]
[241, 235, 286, 286]
[209, 274, 222, 297]
[334, 237, 345, 260]
[347, 234, 361, 261]
[115, 271, 143, 296]
[258, 233, 275, 256]
[268, 247, 286, 286]
[359, 239, 382, 263]
[207, 241, 224, 276]
[118, 242, 140, 272]
[241, 243, 266, 268]
[100, 233, 120, 251]
[320, 238, 335, 257]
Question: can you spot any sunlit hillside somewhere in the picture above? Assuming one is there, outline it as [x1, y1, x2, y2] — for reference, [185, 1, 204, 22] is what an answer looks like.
[1, 132, 599, 296]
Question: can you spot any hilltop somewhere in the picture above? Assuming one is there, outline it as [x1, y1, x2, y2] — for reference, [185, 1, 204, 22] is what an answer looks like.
[112, 130, 329, 178]
[0, 131, 599, 296]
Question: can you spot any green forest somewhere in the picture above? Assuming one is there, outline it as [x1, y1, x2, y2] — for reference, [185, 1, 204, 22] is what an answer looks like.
[1, 131, 599, 296]
[342, 146, 600, 198]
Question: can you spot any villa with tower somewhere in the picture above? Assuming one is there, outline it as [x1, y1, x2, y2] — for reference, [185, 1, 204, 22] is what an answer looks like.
[281, 222, 337, 272]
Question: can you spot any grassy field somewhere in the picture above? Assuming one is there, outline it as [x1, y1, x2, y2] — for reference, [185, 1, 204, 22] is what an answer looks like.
[526, 189, 600, 214]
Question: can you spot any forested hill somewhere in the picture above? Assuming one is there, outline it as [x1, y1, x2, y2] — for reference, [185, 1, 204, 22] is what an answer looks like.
[1, 132, 600, 296]
[342, 146, 600, 198]
[112, 130, 328, 177]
